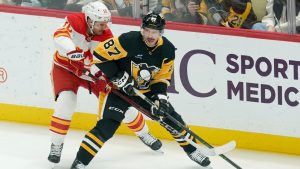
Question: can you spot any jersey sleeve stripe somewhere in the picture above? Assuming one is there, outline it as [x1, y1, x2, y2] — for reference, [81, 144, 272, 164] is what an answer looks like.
[54, 29, 71, 35]
[150, 79, 170, 86]
[93, 51, 108, 62]
[54, 32, 71, 38]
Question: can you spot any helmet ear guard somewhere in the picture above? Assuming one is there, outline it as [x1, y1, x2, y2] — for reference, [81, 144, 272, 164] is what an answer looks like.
[141, 12, 166, 30]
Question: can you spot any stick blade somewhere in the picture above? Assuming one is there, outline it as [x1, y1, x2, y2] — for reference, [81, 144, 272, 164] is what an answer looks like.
[213, 140, 236, 155]
[200, 140, 236, 156]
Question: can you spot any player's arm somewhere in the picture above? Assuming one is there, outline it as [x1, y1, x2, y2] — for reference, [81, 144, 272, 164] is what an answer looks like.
[148, 57, 174, 118]
[53, 19, 88, 77]
[147, 41, 176, 117]
[53, 19, 77, 56]
[93, 36, 128, 78]
[150, 57, 174, 95]
[92, 36, 137, 95]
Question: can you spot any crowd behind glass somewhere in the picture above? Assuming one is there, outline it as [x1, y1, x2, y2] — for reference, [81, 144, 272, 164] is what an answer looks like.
[1, 0, 299, 34]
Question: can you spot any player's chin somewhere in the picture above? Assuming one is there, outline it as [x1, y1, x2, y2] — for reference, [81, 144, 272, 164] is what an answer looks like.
[94, 30, 104, 36]
[147, 38, 155, 42]
[146, 39, 156, 45]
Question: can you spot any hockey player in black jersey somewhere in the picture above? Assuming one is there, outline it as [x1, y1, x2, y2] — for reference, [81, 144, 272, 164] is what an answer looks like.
[70, 12, 211, 169]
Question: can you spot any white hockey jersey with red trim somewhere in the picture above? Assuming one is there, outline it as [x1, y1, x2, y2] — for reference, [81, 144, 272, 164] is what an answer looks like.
[53, 13, 113, 80]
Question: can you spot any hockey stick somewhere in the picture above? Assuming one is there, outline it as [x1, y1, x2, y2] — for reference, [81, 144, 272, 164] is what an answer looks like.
[84, 71, 240, 168]
[113, 88, 235, 156]
[110, 88, 241, 168]
[129, 88, 242, 169]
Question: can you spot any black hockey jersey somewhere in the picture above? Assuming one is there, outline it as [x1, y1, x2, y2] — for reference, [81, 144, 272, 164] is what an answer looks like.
[93, 31, 176, 94]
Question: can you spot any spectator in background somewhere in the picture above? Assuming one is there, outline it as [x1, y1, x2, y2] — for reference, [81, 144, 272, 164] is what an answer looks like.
[188, 0, 258, 29]
[111, 0, 160, 17]
[252, 0, 300, 33]
[115, 0, 132, 16]
[161, 0, 258, 29]
[160, 0, 192, 22]
[20, 0, 68, 9]
[21, 0, 42, 7]
[47, 0, 68, 9]
[64, 0, 84, 11]
[64, 0, 119, 16]
[221, 0, 258, 29]
[0, 0, 21, 5]
[159, 0, 213, 23]
[100, 0, 119, 15]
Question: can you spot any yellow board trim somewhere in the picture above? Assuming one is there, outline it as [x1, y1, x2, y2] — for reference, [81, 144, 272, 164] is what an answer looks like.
[1, 103, 300, 155]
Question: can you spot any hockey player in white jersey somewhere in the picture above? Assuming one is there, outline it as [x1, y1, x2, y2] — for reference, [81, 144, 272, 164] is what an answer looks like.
[48, 1, 162, 167]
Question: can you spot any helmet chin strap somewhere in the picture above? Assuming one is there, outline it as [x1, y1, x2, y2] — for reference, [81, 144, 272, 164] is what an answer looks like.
[88, 20, 95, 35]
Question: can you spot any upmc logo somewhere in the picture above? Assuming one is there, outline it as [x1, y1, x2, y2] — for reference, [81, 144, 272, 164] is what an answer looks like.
[168, 49, 300, 107]
[168, 49, 216, 97]
[0, 67, 7, 83]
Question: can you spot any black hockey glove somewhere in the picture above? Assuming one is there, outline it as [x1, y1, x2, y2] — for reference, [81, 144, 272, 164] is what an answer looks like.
[151, 94, 171, 118]
[111, 71, 136, 96]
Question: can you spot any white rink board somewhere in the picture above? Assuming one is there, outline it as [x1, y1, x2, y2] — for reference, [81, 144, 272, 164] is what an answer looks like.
[0, 12, 299, 138]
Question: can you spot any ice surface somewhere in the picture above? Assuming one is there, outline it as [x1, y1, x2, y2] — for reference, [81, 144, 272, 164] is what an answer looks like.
[0, 121, 299, 169]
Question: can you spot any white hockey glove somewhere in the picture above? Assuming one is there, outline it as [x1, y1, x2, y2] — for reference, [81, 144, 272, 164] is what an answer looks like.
[111, 71, 136, 96]
[151, 94, 171, 118]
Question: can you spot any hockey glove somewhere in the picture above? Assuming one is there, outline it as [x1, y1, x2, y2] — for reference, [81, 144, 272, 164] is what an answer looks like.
[95, 75, 112, 94]
[111, 71, 136, 96]
[89, 64, 112, 93]
[151, 94, 171, 118]
[67, 48, 87, 77]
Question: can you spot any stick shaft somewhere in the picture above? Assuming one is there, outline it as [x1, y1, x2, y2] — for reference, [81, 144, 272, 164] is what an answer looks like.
[132, 89, 242, 169]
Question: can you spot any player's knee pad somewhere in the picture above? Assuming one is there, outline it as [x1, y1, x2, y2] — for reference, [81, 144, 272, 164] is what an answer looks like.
[94, 119, 121, 141]
[53, 91, 77, 120]
[123, 107, 139, 123]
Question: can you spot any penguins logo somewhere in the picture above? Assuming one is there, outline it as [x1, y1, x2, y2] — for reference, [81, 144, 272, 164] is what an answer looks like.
[150, 16, 157, 23]
[131, 62, 159, 89]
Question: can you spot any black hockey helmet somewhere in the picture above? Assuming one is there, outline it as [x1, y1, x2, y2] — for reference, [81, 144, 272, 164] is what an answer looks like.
[141, 12, 166, 30]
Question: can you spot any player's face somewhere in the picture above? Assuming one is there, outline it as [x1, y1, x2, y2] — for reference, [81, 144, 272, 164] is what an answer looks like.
[92, 21, 108, 35]
[141, 27, 161, 47]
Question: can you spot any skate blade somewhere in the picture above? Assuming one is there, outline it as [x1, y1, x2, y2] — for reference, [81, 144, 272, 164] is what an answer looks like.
[154, 149, 164, 154]
[48, 161, 58, 169]
[200, 165, 213, 169]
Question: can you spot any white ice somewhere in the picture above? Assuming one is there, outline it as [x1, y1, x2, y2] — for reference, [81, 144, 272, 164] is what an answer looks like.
[0, 121, 299, 169]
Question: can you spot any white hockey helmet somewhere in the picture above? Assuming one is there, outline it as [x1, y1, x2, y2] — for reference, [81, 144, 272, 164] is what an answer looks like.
[82, 1, 111, 23]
